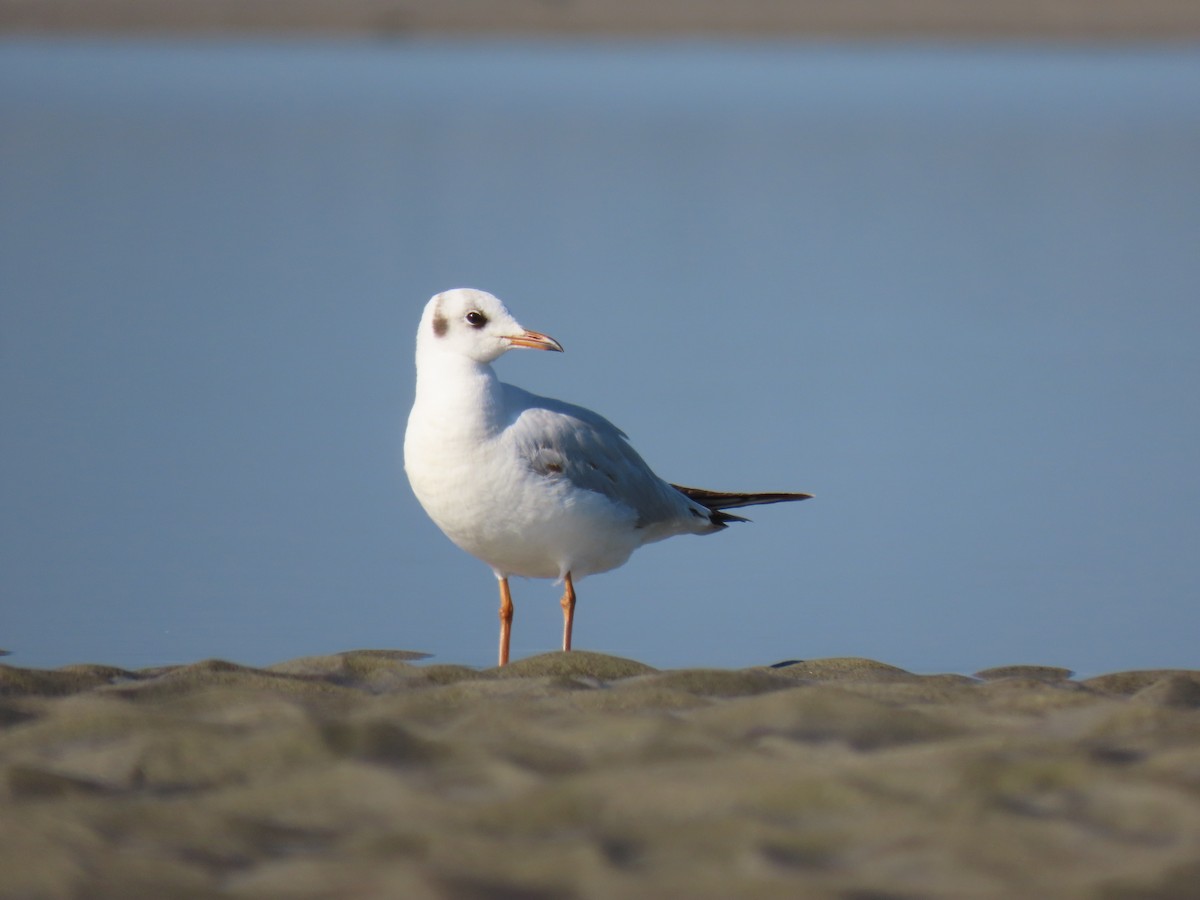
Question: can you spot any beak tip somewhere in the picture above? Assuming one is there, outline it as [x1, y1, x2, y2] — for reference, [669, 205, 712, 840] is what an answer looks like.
[509, 331, 564, 353]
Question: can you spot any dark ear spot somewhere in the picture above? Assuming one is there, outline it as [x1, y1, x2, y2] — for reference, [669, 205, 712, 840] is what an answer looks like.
[432, 313, 448, 337]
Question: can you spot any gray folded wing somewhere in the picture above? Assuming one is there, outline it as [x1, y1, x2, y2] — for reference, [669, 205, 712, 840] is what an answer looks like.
[503, 384, 694, 529]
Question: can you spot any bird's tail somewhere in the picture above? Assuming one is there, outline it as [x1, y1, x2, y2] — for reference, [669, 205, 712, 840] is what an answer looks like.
[670, 484, 812, 526]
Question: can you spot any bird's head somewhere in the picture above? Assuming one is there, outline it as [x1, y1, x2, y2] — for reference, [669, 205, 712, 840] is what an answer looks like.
[417, 288, 563, 365]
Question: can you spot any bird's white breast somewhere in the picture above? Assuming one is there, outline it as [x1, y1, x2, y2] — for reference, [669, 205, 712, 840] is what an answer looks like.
[404, 375, 644, 580]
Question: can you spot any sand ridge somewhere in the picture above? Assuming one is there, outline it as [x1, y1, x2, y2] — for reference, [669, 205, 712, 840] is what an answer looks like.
[2, 650, 1200, 897]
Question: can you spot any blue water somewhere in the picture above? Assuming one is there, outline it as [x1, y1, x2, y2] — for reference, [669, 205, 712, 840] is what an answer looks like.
[2, 39, 1198, 675]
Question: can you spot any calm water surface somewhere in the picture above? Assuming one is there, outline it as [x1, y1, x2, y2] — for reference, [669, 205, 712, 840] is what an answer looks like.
[2, 40, 1199, 674]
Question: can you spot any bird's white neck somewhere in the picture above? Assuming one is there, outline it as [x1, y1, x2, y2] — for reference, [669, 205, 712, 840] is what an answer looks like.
[413, 351, 507, 439]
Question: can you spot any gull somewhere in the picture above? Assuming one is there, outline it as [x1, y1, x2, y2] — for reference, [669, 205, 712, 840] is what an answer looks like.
[403, 288, 811, 666]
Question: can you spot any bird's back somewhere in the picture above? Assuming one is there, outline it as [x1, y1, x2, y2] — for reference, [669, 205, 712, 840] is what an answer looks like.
[499, 383, 716, 540]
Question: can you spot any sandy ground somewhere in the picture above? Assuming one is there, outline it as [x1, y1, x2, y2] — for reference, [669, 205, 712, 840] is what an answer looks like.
[3, 650, 1200, 898]
[2, 0, 1200, 39]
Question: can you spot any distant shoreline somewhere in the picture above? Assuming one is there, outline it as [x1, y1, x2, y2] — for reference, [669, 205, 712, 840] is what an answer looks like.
[3, 0, 1200, 41]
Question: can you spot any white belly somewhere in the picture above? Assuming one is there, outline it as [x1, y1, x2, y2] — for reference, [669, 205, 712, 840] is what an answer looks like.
[405, 423, 643, 580]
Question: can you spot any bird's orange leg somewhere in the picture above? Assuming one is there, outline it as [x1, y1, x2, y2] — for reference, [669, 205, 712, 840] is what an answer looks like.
[498, 576, 514, 667]
[560, 572, 576, 653]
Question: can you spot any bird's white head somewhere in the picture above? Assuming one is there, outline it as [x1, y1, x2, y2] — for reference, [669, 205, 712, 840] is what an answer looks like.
[417, 289, 563, 365]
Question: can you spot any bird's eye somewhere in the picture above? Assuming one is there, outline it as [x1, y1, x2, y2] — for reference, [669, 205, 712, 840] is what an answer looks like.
[465, 310, 488, 328]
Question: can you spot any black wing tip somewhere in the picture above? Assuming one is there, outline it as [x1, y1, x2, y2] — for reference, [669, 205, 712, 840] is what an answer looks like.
[754, 492, 813, 503]
[671, 484, 814, 511]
